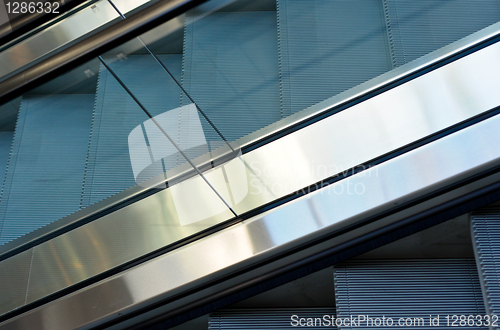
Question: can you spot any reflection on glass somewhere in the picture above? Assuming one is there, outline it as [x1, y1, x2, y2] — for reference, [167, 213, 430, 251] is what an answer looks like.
[0, 0, 499, 254]
[128, 103, 208, 187]
[0, 61, 105, 245]
[169, 155, 247, 225]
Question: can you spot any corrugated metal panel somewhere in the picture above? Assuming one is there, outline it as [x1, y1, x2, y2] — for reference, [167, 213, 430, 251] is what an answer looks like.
[182, 12, 281, 143]
[0, 95, 93, 245]
[384, 0, 500, 67]
[209, 309, 336, 329]
[471, 213, 500, 317]
[81, 55, 182, 207]
[277, 0, 392, 116]
[334, 260, 486, 329]
[0, 132, 13, 183]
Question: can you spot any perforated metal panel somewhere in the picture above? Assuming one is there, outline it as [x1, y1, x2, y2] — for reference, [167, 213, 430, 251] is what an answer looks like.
[81, 55, 182, 207]
[209, 309, 336, 329]
[471, 213, 500, 317]
[277, 0, 392, 116]
[384, 0, 500, 67]
[0, 95, 93, 245]
[334, 260, 486, 329]
[182, 11, 281, 142]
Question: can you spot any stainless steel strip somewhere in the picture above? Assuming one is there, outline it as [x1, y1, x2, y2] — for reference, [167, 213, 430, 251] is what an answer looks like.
[3, 96, 500, 330]
[1, 29, 500, 318]
[0, 0, 100, 52]
[112, 0, 152, 15]
[0, 3, 10, 32]
[0, 249, 32, 315]
[0, 0, 120, 80]
[0, 0, 210, 102]
[0, 0, 179, 81]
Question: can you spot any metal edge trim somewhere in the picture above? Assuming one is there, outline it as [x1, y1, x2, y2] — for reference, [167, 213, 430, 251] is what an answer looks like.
[1, 67, 500, 271]
[0, 0, 210, 103]
[0, 0, 95, 48]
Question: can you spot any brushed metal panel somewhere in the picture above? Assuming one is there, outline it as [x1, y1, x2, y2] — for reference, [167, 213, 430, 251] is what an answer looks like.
[0, 0, 119, 80]
[26, 184, 233, 303]
[113, 0, 152, 15]
[0, 2, 10, 28]
[0, 0, 197, 81]
[0, 248, 32, 316]
[3, 108, 500, 329]
[204, 38, 500, 215]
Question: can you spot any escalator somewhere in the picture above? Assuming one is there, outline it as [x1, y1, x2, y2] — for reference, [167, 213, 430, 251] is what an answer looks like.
[2, 0, 500, 329]
[0, 0, 87, 46]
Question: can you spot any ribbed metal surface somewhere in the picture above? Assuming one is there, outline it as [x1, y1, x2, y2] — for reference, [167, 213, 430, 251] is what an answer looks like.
[385, 0, 500, 67]
[277, 0, 392, 116]
[334, 260, 486, 329]
[182, 11, 281, 143]
[81, 54, 182, 207]
[471, 213, 500, 317]
[209, 309, 336, 329]
[0, 95, 93, 246]
[0, 132, 13, 184]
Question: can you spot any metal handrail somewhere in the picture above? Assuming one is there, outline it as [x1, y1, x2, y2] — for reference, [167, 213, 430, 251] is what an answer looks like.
[0, 0, 92, 47]
[0, 0, 208, 104]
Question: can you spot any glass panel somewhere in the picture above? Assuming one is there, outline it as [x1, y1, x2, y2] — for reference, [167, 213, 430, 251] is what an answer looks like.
[138, 0, 500, 145]
[97, 39, 239, 232]
[0, 0, 498, 242]
[133, 0, 500, 218]
[0, 53, 233, 247]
